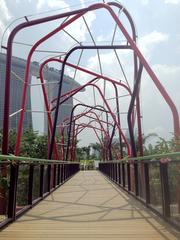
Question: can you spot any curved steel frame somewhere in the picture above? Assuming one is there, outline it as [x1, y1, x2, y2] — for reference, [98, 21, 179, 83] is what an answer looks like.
[40, 58, 132, 158]
[73, 122, 115, 162]
[2, 2, 179, 163]
[71, 111, 116, 161]
[59, 107, 115, 161]
[65, 103, 112, 161]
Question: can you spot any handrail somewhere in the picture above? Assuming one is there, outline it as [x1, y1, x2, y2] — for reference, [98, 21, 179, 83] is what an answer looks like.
[0, 154, 79, 164]
[0, 152, 178, 164]
[99, 151, 180, 230]
[0, 154, 80, 228]
[102, 152, 180, 163]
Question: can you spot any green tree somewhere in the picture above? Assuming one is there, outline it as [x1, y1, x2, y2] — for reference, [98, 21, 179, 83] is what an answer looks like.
[143, 136, 179, 155]
[90, 142, 101, 160]
[0, 128, 48, 159]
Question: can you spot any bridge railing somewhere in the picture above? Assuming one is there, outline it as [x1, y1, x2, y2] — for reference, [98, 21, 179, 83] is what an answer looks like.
[0, 154, 79, 228]
[99, 152, 180, 230]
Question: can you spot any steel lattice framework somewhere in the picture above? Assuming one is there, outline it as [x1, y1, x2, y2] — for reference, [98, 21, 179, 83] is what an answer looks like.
[1, 1, 179, 163]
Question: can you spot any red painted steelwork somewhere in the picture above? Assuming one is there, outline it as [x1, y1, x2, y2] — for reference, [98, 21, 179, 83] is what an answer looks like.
[3, 2, 134, 155]
[2, 3, 135, 154]
[53, 82, 131, 156]
[14, 13, 85, 156]
[2, 1, 179, 159]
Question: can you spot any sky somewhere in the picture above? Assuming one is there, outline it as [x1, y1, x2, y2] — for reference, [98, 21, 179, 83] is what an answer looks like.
[0, 0, 180, 146]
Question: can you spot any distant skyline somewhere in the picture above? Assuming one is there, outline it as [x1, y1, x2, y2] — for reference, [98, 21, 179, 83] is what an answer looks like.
[0, 0, 180, 146]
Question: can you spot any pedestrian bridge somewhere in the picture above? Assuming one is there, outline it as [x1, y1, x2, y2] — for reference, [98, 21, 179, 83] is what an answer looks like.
[0, 168, 179, 239]
[1, 1, 180, 239]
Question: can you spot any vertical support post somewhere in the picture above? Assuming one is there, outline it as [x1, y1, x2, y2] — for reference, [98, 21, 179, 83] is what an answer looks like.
[64, 164, 66, 181]
[39, 164, 44, 197]
[47, 164, 51, 192]
[112, 163, 114, 181]
[127, 162, 131, 191]
[61, 164, 64, 183]
[57, 164, 60, 185]
[53, 164, 57, 188]
[114, 163, 116, 182]
[118, 162, 121, 185]
[160, 162, 170, 218]
[122, 162, 125, 188]
[8, 163, 19, 220]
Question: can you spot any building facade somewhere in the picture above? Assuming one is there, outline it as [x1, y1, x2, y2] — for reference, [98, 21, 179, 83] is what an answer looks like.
[0, 53, 81, 134]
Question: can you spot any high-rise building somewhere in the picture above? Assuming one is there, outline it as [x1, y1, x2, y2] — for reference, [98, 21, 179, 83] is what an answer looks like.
[0, 53, 82, 134]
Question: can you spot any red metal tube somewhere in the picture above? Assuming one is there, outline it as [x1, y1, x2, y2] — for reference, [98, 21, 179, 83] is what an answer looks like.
[15, 13, 84, 156]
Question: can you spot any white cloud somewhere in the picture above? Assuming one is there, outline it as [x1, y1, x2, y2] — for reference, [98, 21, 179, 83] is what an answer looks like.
[153, 64, 180, 101]
[37, 0, 70, 10]
[138, 31, 169, 58]
[141, 0, 149, 5]
[35, 1, 96, 50]
[96, 31, 113, 42]
[65, 11, 96, 42]
[15, 0, 32, 3]
[0, 0, 12, 40]
[141, 64, 180, 139]
[80, 0, 85, 8]
[87, 49, 134, 86]
[0, 0, 11, 20]
[165, 0, 180, 4]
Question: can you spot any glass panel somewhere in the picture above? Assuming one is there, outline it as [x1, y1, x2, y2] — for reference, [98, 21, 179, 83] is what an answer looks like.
[137, 162, 145, 200]
[16, 164, 29, 211]
[32, 165, 40, 201]
[168, 161, 180, 226]
[149, 162, 162, 213]
[130, 163, 135, 193]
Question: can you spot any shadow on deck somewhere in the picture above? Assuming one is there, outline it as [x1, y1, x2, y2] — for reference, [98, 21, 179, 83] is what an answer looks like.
[0, 171, 179, 239]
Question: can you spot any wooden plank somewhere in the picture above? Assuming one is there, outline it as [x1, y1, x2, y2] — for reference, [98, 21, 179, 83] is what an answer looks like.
[0, 171, 179, 240]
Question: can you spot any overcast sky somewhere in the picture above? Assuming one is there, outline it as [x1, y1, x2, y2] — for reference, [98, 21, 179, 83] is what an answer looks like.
[0, 0, 180, 146]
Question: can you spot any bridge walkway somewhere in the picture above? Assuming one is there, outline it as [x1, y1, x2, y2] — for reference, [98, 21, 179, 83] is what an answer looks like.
[0, 171, 179, 239]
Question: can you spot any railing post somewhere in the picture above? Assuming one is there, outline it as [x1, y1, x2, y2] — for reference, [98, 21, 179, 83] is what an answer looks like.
[8, 163, 19, 220]
[127, 162, 131, 191]
[53, 164, 56, 188]
[122, 162, 125, 188]
[47, 164, 51, 192]
[160, 161, 170, 218]
[114, 163, 117, 182]
[39, 164, 44, 198]
[118, 162, 121, 185]
[61, 164, 64, 183]
[110, 163, 112, 179]
[28, 164, 34, 205]
[64, 164, 66, 181]
[57, 164, 60, 185]
[112, 163, 114, 181]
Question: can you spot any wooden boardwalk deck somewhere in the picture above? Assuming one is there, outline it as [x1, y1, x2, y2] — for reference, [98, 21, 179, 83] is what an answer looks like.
[0, 171, 179, 239]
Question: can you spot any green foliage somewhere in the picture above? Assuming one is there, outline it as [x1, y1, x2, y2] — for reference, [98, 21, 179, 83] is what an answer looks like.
[0, 128, 48, 159]
[0, 177, 9, 190]
[80, 159, 95, 170]
[16, 165, 29, 206]
[143, 136, 179, 155]
[76, 146, 91, 160]
[0, 128, 48, 206]
[89, 142, 101, 160]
